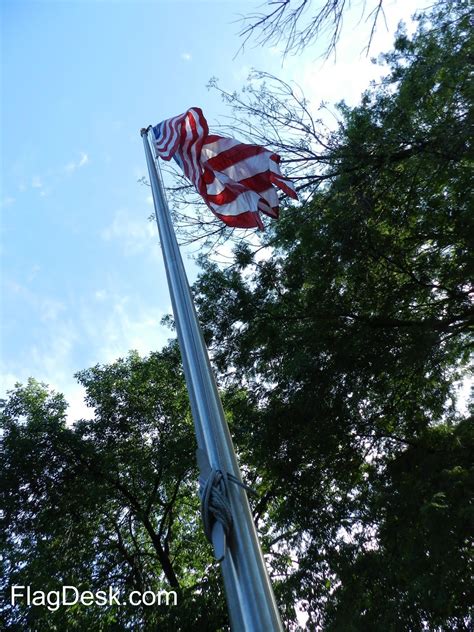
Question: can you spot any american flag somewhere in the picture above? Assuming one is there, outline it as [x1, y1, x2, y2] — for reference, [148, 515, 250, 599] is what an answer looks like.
[152, 108, 297, 229]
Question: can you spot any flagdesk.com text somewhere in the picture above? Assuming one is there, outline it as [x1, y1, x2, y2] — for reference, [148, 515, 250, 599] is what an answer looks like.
[10, 585, 178, 612]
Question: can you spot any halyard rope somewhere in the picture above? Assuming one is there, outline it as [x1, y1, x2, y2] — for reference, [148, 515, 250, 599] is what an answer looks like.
[200, 469, 256, 550]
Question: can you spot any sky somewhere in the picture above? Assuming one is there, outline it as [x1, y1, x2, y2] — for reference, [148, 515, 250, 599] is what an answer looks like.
[1, 0, 434, 423]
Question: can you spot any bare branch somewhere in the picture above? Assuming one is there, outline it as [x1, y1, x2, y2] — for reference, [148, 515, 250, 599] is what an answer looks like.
[237, 0, 387, 60]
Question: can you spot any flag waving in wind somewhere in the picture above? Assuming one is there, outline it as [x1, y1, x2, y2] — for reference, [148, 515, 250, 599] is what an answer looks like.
[152, 108, 298, 229]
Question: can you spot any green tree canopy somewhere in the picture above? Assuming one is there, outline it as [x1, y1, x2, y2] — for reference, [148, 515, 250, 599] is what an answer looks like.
[193, 2, 473, 628]
[1, 346, 227, 631]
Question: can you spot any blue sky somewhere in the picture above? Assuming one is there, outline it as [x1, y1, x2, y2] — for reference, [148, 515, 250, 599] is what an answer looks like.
[1, 0, 432, 421]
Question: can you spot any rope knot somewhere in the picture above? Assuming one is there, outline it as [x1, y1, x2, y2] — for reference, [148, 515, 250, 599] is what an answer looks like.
[200, 469, 233, 548]
[196, 449, 257, 562]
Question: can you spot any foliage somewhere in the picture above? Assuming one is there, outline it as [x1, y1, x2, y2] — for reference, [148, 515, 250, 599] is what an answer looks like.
[325, 420, 473, 631]
[194, 3, 473, 628]
[1, 346, 227, 631]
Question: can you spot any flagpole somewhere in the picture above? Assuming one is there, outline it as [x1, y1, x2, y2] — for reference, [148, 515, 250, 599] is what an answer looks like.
[141, 128, 283, 631]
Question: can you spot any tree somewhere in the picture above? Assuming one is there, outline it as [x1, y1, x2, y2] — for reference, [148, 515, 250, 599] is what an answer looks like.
[1, 346, 227, 631]
[325, 419, 473, 631]
[193, 2, 473, 628]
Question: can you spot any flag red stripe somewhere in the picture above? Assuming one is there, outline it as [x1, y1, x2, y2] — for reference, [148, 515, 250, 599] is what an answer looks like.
[213, 210, 264, 229]
[205, 142, 268, 172]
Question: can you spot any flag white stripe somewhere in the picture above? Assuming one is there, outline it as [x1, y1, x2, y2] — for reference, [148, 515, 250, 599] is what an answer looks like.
[207, 189, 262, 217]
[215, 153, 277, 182]
[258, 186, 280, 208]
[205, 176, 227, 196]
[201, 136, 241, 158]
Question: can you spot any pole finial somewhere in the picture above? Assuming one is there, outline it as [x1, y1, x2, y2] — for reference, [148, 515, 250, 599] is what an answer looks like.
[140, 126, 152, 137]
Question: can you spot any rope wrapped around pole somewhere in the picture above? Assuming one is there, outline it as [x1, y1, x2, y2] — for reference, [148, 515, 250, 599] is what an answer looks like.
[197, 448, 256, 562]
[200, 470, 233, 554]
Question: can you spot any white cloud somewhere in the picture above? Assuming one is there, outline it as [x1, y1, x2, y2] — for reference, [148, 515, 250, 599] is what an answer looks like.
[0, 372, 23, 394]
[64, 161, 76, 173]
[94, 289, 108, 301]
[27, 264, 41, 282]
[101, 208, 159, 258]
[296, 56, 380, 113]
[92, 297, 170, 364]
[5, 280, 65, 322]
[1, 196, 15, 208]
[39, 298, 66, 322]
[63, 383, 95, 424]
[29, 321, 79, 379]
[3, 279, 172, 426]
[64, 152, 89, 173]
[0, 319, 94, 425]
[30, 174, 49, 195]
[1, 292, 172, 424]
[268, 45, 284, 57]
[181, 52, 192, 61]
[233, 64, 252, 82]
[21, 150, 89, 198]
[1, 291, 172, 425]
[0, 369, 94, 426]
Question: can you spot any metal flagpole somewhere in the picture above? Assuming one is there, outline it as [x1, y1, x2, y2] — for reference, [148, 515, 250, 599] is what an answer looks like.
[141, 128, 283, 631]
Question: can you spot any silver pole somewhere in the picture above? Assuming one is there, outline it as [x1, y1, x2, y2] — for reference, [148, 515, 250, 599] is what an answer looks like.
[141, 128, 283, 631]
